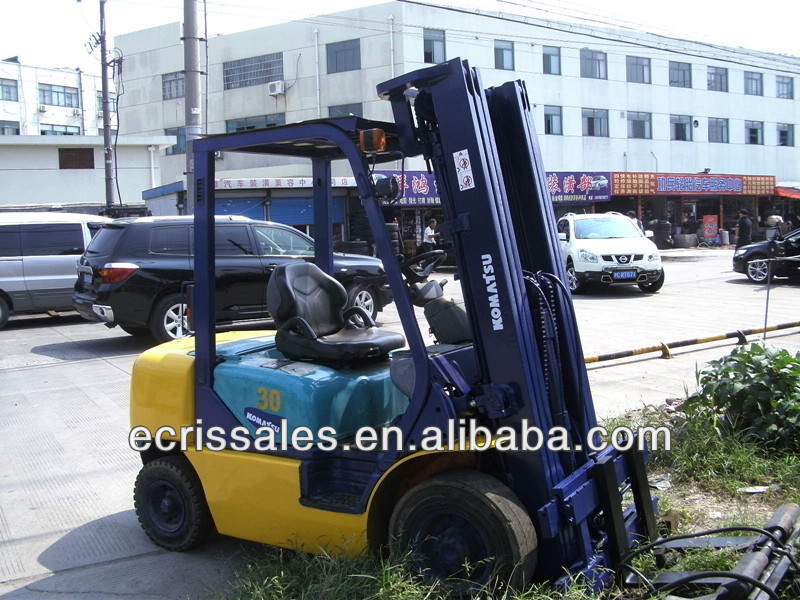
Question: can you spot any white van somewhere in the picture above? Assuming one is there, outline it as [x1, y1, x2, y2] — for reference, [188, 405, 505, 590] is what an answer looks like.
[0, 212, 112, 328]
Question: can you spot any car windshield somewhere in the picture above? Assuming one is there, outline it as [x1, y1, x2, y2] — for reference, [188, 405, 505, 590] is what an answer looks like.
[575, 218, 641, 239]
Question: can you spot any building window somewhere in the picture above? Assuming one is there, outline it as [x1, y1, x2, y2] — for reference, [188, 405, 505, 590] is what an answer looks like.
[544, 106, 562, 135]
[744, 71, 763, 96]
[494, 40, 514, 71]
[777, 76, 794, 99]
[165, 126, 186, 155]
[626, 56, 651, 84]
[707, 66, 728, 92]
[745, 120, 763, 145]
[39, 84, 80, 107]
[0, 120, 20, 135]
[582, 108, 608, 137]
[777, 123, 794, 147]
[96, 91, 117, 113]
[223, 53, 283, 90]
[162, 71, 185, 100]
[329, 103, 363, 118]
[0, 78, 18, 101]
[627, 111, 652, 139]
[669, 61, 691, 88]
[40, 124, 80, 135]
[670, 115, 692, 141]
[543, 46, 560, 75]
[423, 29, 445, 64]
[225, 114, 285, 133]
[327, 39, 361, 74]
[58, 148, 95, 169]
[708, 118, 729, 143]
[580, 49, 607, 79]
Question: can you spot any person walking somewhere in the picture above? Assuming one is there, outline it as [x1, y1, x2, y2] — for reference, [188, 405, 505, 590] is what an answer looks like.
[627, 210, 644, 232]
[420, 218, 440, 254]
[735, 209, 752, 248]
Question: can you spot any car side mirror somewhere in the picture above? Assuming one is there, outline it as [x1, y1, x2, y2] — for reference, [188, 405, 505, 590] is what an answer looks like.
[558, 232, 567, 241]
[644, 230, 654, 238]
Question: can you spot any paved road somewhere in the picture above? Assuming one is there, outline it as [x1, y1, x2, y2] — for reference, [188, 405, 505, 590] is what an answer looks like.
[0, 247, 797, 598]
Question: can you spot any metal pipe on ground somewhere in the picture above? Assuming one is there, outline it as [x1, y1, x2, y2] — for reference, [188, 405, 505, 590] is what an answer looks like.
[584, 321, 800, 364]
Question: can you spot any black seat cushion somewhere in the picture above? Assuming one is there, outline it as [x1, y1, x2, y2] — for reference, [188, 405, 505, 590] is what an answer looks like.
[267, 262, 405, 364]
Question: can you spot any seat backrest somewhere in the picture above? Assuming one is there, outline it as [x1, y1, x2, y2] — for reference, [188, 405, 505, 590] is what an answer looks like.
[266, 262, 347, 337]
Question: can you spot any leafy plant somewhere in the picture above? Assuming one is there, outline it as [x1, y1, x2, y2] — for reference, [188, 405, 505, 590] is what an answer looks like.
[683, 343, 800, 451]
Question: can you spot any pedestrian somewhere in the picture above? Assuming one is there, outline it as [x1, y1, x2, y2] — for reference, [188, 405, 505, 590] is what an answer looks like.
[419, 218, 439, 254]
[626, 210, 644, 232]
[735, 209, 752, 248]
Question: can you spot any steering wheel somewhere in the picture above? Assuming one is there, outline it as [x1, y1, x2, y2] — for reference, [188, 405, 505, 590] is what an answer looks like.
[400, 249, 445, 284]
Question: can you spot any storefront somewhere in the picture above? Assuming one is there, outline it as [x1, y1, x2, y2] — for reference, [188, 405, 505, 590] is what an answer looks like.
[611, 172, 776, 242]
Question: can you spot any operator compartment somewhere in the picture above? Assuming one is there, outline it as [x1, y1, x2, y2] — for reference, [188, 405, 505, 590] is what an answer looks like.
[212, 335, 409, 441]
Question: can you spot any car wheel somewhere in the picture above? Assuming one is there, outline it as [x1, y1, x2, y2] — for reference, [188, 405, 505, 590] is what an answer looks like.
[0, 297, 9, 330]
[120, 324, 152, 337]
[150, 294, 190, 343]
[566, 261, 587, 294]
[347, 284, 378, 324]
[745, 255, 769, 283]
[388, 470, 538, 594]
[134, 455, 213, 552]
[638, 270, 665, 293]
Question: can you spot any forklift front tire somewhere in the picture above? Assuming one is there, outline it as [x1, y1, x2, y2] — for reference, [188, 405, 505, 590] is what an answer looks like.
[388, 470, 537, 593]
[134, 455, 213, 551]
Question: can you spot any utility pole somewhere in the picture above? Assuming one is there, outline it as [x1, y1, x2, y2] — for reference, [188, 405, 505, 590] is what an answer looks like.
[183, 0, 203, 214]
[99, 0, 117, 207]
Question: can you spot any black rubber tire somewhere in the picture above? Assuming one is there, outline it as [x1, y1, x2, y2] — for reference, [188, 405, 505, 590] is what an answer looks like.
[134, 455, 213, 551]
[638, 270, 665, 293]
[0, 297, 9, 330]
[150, 294, 189, 343]
[566, 261, 588, 294]
[745, 254, 769, 283]
[120, 324, 151, 337]
[385, 223, 400, 233]
[388, 470, 537, 594]
[347, 284, 379, 322]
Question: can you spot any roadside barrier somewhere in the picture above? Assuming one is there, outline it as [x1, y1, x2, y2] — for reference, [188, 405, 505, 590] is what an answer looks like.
[584, 321, 800, 363]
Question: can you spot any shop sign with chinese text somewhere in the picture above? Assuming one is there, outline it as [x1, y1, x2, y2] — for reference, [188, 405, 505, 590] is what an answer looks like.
[611, 173, 776, 196]
[374, 171, 441, 206]
[546, 172, 612, 204]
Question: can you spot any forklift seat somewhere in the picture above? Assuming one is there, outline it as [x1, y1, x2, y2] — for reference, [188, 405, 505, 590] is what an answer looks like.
[267, 262, 405, 364]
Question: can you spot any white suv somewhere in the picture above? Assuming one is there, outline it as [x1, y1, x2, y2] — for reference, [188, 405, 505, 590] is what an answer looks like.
[557, 212, 664, 294]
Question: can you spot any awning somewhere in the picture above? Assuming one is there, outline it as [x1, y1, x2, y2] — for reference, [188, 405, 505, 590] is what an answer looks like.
[774, 186, 800, 199]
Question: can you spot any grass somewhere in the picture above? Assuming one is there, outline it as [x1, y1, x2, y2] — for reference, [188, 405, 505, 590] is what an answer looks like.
[226, 407, 800, 600]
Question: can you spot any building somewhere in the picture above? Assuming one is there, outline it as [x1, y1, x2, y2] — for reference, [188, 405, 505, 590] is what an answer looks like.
[0, 57, 173, 213]
[114, 0, 800, 244]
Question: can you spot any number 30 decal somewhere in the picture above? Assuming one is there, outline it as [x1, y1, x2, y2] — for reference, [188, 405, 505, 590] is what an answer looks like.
[257, 387, 282, 412]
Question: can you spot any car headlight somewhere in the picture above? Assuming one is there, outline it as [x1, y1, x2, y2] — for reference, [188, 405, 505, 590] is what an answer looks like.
[647, 253, 660, 262]
[577, 249, 599, 263]
[734, 249, 747, 257]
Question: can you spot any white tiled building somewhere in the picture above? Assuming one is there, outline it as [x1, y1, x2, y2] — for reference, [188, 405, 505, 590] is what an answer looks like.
[0, 57, 173, 212]
[115, 1, 799, 185]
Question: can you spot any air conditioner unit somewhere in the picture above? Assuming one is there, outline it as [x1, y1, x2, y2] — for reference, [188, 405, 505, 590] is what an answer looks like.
[73, 108, 82, 116]
[97, 110, 104, 119]
[267, 80, 285, 96]
[37, 104, 46, 112]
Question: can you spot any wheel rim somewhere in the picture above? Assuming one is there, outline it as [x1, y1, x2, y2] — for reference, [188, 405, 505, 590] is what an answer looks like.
[163, 303, 188, 338]
[353, 289, 375, 316]
[408, 509, 494, 584]
[147, 480, 186, 534]
[747, 260, 768, 282]
[566, 266, 579, 291]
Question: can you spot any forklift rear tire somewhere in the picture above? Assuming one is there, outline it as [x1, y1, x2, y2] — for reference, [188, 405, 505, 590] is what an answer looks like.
[134, 455, 213, 551]
[388, 470, 537, 593]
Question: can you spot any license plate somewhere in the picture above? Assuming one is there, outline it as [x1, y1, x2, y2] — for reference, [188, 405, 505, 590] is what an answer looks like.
[613, 270, 637, 280]
[82, 273, 93, 285]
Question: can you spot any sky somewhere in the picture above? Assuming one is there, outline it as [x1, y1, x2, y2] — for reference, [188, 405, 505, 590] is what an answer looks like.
[1, 0, 798, 75]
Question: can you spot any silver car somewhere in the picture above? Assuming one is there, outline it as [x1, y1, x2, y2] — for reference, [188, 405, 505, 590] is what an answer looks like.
[0, 212, 111, 328]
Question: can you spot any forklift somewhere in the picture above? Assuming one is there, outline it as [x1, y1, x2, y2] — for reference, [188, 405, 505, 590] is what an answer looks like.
[130, 59, 799, 596]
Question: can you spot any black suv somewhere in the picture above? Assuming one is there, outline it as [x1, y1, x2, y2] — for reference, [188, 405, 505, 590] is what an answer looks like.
[73, 216, 392, 342]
